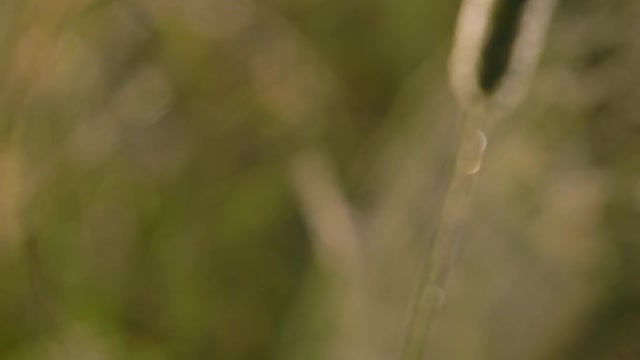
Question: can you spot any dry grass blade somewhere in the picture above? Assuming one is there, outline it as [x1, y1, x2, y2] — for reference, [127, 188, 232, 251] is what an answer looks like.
[399, 1, 558, 359]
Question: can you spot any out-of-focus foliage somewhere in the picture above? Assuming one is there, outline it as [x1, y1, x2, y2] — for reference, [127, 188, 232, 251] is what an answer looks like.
[0, 0, 639, 359]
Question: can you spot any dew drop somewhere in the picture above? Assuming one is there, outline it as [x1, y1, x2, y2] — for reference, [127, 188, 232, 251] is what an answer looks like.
[457, 129, 487, 175]
[422, 285, 446, 308]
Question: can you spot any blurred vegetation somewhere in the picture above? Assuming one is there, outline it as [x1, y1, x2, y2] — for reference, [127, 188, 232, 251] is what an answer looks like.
[0, 0, 639, 359]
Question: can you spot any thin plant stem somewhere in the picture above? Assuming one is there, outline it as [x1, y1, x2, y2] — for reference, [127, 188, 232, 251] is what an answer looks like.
[399, 109, 488, 360]
[398, 0, 558, 357]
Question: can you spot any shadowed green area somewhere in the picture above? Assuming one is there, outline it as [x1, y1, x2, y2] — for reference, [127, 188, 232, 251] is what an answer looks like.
[478, 0, 529, 93]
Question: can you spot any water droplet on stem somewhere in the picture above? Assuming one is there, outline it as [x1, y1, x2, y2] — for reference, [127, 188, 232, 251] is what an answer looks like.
[457, 129, 487, 175]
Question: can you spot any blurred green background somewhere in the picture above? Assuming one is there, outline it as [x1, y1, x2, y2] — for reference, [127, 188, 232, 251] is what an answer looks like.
[0, 0, 639, 359]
